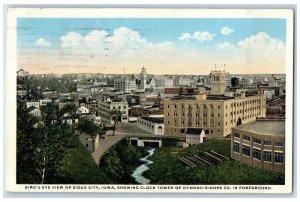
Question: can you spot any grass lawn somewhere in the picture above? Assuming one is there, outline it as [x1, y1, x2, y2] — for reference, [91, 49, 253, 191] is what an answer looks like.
[143, 138, 284, 185]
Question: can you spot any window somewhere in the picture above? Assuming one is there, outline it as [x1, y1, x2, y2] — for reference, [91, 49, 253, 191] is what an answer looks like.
[275, 142, 283, 147]
[86, 144, 89, 148]
[243, 135, 250, 141]
[233, 142, 240, 153]
[123, 106, 126, 109]
[234, 133, 240, 138]
[182, 105, 184, 109]
[253, 138, 262, 144]
[264, 140, 272, 146]
[218, 105, 221, 109]
[263, 151, 272, 162]
[242, 145, 250, 156]
[274, 152, 284, 163]
[174, 105, 177, 109]
[253, 148, 261, 160]
[167, 105, 170, 108]
[181, 129, 185, 133]
[167, 112, 170, 116]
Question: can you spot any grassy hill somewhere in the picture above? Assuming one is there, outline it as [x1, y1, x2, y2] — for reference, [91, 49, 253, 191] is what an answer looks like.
[143, 139, 284, 185]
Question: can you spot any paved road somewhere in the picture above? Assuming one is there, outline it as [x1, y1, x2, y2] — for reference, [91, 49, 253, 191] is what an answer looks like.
[91, 122, 151, 166]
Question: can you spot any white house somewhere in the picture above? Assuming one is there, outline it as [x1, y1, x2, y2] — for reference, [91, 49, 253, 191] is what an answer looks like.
[76, 106, 90, 115]
[26, 101, 40, 109]
[185, 128, 207, 145]
[39, 99, 52, 106]
[28, 106, 42, 117]
[137, 117, 164, 135]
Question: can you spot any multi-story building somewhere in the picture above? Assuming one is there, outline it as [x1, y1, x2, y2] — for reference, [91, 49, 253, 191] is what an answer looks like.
[164, 91, 266, 137]
[231, 119, 285, 173]
[114, 78, 136, 93]
[98, 98, 129, 124]
[156, 78, 174, 87]
[210, 70, 226, 95]
[174, 77, 191, 87]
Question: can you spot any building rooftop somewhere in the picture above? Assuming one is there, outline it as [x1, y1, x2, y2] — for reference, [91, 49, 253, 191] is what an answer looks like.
[235, 120, 285, 137]
[186, 128, 203, 135]
[170, 94, 235, 101]
[140, 117, 164, 124]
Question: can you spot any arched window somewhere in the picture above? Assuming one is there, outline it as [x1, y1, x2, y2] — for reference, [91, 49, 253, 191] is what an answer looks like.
[158, 126, 163, 133]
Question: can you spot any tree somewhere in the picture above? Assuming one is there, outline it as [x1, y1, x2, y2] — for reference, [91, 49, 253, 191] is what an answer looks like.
[40, 102, 59, 125]
[17, 112, 78, 184]
[110, 109, 122, 136]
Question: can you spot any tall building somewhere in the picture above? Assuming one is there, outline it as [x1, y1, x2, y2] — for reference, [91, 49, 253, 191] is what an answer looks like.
[98, 98, 129, 124]
[164, 91, 266, 137]
[114, 78, 136, 93]
[231, 119, 285, 173]
[210, 70, 226, 95]
[140, 66, 147, 89]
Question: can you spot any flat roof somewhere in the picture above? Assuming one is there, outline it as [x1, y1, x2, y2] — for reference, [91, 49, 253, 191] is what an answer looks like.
[235, 120, 285, 137]
[140, 117, 164, 124]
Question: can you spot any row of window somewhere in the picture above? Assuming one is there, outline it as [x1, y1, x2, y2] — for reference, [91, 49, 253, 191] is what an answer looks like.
[167, 104, 222, 110]
[167, 120, 220, 126]
[233, 133, 283, 146]
[233, 143, 284, 163]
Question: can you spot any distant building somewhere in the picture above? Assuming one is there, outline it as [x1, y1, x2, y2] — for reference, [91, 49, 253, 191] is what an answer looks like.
[26, 101, 40, 109]
[139, 67, 148, 90]
[156, 78, 174, 87]
[39, 99, 52, 106]
[114, 78, 136, 93]
[210, 70, 226, 95]
[137, 117, 164, 135]
[185, 128, 207, 145]
[231, 119, 285, 173]
[98, 99, 129, 124]
[42, 90, 58, 99]
[17, 69, 29, 77]
[17, 90, 27, 98]
[174, 77, 191, 87]
[62, 113, 79, 125]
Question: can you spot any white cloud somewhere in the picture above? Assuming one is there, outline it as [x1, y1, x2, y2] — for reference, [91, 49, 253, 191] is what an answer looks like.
[218, 42, 235, 50]
[178, 31, 215, 42]
[60, 27, 174, 57]
[60, 32, 85, 50]
[221, 27, 234, 35]
[35, 38, 51, 47]
[238, 32, 284, 53]
[178, 33, 192, 41]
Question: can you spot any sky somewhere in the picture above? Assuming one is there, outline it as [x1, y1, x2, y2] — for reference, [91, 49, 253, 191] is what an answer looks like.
[17, 18, 286, 75]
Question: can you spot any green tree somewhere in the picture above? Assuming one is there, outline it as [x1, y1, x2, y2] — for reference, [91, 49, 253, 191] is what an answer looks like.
[40, 102, 59, 125]
[110, 109, 122, 136]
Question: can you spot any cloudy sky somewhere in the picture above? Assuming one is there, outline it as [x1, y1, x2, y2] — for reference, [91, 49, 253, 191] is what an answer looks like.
[17, 18, 286, 75]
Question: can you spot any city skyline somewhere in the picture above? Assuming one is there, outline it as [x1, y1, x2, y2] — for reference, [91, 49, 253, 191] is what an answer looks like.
[18, 18, 286, 75]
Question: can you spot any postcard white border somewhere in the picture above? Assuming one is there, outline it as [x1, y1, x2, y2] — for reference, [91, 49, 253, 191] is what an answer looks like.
[5, 8, 294, 193]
